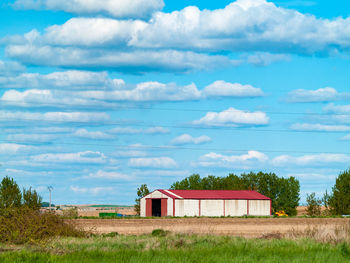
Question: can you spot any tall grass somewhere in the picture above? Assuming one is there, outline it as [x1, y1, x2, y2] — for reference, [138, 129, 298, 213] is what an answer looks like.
[0, 234, 349, 262]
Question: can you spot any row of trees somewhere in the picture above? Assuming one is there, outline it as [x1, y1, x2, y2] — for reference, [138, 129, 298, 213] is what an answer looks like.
[0, 176, 42, 210]
[306, 169, 350, 216]
[136, 169, 350, 216]
[170, 172, 300, 215]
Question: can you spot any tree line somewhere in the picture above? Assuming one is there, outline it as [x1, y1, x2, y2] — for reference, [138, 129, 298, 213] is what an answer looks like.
[136, 169, 350, 216]
[170, 172, 300, 215]
[0, 176, 42, 211]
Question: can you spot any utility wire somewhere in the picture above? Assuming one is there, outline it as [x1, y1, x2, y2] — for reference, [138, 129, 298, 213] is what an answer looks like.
[2, 139, 350, 155]
[1, 99, 350, 116]
[1, 117, 350, 133]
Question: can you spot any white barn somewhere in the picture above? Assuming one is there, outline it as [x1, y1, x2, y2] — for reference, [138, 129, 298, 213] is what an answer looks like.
[140, 190, 271, 217]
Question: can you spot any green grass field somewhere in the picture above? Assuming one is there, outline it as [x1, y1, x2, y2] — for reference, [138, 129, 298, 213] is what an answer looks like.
[1, 234, 349, 263]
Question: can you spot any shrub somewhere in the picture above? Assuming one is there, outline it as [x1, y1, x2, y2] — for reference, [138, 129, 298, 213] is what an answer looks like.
[62, 207, 78, 219]
[151, 229, 169, 237]
[102, 232, 119, 238]
[0, 208, 85, 244]
[306, 192, 322, 216]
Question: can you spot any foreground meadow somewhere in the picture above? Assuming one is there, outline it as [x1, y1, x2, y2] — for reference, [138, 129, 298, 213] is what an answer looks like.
[1, 233, 349, 263]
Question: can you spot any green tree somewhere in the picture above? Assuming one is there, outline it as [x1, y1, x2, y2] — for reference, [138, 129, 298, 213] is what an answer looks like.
[306, 192, 322, 216]
[135, 184, 150, 215]
[329, 169, 350, 215]
[22, 187, 42, 210]
[0, 176, 22, 209]
[170, 172, 300, 216]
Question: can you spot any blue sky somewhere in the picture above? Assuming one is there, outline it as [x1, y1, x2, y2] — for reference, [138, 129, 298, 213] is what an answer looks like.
[1, 0, 350, 205]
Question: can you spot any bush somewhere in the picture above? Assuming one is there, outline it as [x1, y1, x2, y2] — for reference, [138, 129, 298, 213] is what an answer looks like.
[102, 232, 119, 238]
[151, 229, 169, 237]
[62, 207, 78, 219]
[0, 208, 85, 244]
[306, 192, 322, 216]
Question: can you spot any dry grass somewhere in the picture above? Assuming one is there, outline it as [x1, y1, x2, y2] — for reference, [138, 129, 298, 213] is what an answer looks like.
[287, 221, 350, 244]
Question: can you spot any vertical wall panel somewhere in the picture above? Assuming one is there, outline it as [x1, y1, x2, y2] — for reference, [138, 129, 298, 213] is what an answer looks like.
[161, 199, 167, 217]
[146, 199, 152, 217]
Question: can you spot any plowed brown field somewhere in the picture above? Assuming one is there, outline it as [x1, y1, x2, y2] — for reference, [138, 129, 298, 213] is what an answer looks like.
[70, 218, 350, 238]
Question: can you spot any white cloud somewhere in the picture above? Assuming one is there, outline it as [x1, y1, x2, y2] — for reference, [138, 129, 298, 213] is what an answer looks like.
[109, 126, 169, 134]
[197, 151, 268, 168]
[85, 170, 130, 180]
[31, 151, 107, 164]
[290, 123, 350, 132]
[144, 127, 169, 134]
[128, 157, 177, 169]
[193, 107, 269, 127]
[113, 150, 147, 158]
[0, 143, 31, 154]
[202, 81, 263, 98]
[171, 134, 212, 145]
[324, 103, 350, 114]
[0, 60, 25, 76]
[287, 88, 350, 103]
[1, 77, 263, 107]
[7, 133, 58, 142]
[6, 45, 234, 73]
[272, 153, 350, 166]
[13, 0, 164, 19]
[246, 52, 290, 66]
[6, 0, 350, 74]
[0, 70, 125, 90]
[0, 111, 109, 123]
[70, 186, 113, 195]
[73, 129, 114, 140]
[341, 134, 350, 140]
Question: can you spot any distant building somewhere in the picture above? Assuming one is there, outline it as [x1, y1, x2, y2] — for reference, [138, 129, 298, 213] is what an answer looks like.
[140, 190, 271, 217]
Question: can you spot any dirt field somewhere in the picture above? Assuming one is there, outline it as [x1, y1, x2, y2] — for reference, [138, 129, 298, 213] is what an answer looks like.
[71, 218, 350, 238]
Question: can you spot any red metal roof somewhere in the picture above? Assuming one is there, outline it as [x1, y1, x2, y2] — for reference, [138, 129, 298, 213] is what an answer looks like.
[158, 190, 270, 200]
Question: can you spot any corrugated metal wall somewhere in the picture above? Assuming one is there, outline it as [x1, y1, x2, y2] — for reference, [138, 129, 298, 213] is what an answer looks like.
[141, 191, 271, 217]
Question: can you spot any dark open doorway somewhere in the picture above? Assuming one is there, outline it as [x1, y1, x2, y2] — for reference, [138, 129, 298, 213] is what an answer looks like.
[152, 199, 161, 217]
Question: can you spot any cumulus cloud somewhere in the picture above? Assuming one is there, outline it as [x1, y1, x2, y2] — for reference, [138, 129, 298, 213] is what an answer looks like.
[290, 123, 350, 132]
[128, 157, 177, 169]
[341, 134, 350, 140]
[6, 45, 234, 73]
[0, 111, 109, 123]
[31, 151, 107, 164]
[272, 153, 350, 166]
[113, 150, 147, 158]
[70, 186, 113, 195]
[246, 52, 290, 66]
[73, 129, 114, 140]
[13, 0, 164, 19]
[171, 134, 212, 145]
[0, 143, 31, 154]
[197, 151, 268, 168]
[14, 0, 350, 54]
[0, 70, 124, 90]
[0, 60, 25, 76]
[109, 126, 169, 134]
[324, 103, 350, 114]
[202, 81, 263, 98]
[193, 107, 269, 127]
[287, 88, 350, 103]
[9, 0, 350, 72]
[85, 170, 130, 180]
[1, 76, 263, 107]
[7, 133, 59, 142]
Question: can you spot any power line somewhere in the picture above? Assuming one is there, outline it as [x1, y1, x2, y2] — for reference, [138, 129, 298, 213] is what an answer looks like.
[2, 139, 350, 155]
[1, 117, 350, 133]
[1, 99, 350, 116]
